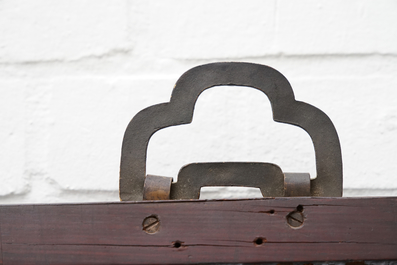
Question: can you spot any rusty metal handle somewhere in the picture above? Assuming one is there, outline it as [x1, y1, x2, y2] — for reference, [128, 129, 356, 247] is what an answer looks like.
[120, 62, 342, 201]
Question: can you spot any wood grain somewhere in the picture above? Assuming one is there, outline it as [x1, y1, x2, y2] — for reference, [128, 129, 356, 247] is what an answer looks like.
[0, 197, 396, 264]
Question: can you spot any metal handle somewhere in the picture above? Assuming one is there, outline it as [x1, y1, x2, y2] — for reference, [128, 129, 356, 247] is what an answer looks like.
[170, 162, 285, 199]
[120, 62, 342, 201]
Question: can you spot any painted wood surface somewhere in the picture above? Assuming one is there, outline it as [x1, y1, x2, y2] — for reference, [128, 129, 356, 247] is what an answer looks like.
[0, 197, 396, 264]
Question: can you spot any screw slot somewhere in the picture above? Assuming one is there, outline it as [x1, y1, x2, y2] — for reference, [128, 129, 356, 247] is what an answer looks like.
[286, 211, 304, 228]
[142, 215, 160, 234]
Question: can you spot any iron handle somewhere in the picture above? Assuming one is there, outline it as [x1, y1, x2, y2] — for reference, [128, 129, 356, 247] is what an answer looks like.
[170, 162, 285, 199]
[120, 62, 343, 201]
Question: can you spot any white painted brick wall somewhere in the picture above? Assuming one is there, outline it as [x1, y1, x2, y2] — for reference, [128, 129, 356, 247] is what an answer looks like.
[1, 0, 396, 203]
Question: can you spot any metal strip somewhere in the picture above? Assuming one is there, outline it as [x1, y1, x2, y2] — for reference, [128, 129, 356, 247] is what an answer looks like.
[170, 162, 285, 199]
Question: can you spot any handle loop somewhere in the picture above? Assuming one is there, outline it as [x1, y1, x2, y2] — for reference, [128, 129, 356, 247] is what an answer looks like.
[120, 62, 342, 201]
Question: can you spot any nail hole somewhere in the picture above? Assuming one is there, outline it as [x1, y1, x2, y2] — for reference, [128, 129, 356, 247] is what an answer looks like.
[173, 241, 182, 248]
[253, 237, 266, 246]
[269, 209, 275, 214]
[297, 205, 304, 212]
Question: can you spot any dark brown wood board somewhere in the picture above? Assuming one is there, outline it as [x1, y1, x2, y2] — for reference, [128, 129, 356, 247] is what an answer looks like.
[0, 197, 396, 264]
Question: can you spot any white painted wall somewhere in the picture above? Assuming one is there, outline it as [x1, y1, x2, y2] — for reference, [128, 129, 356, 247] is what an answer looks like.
[1, 0, 396, 203]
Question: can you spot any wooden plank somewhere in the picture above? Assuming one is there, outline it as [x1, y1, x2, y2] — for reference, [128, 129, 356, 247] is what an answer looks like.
[0, 197, 396, 264]
[0, 215, 2, 265]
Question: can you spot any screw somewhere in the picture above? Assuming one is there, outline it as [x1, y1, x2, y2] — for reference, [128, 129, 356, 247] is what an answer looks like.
[286, 211, 304, 228]
[142, 215, 160, 234]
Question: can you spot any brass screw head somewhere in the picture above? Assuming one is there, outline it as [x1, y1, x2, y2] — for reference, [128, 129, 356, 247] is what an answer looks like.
[286, 211, 304, 228]
[142, 215, 160, 234]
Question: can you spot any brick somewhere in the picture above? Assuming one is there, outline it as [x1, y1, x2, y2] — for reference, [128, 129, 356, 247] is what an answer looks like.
[47, 77, 175, 191]
[0, 81, 28, 196]
[130, 0, 397, 60]
[130, 0, 277, 59]
[276, 0, 397, 55]
[291, 76, 397, 189]
[0, 0, 130, 63]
